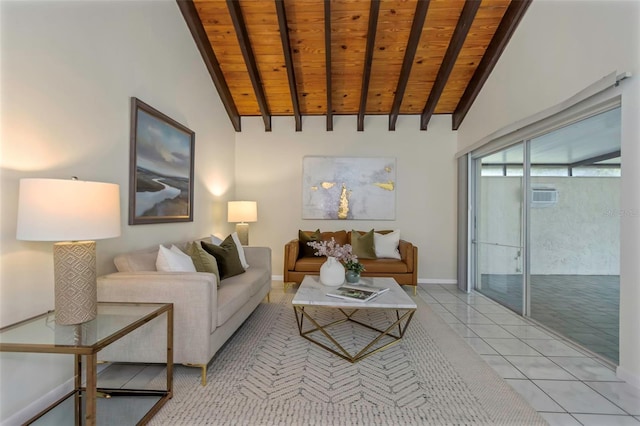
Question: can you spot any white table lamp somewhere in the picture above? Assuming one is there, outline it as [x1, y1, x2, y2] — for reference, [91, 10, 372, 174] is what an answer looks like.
[227, 201, 257, 246]
[17, 178, 121, 325]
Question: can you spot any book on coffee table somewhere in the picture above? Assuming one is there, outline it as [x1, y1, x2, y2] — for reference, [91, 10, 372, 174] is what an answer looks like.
[326, 284, 389, 302]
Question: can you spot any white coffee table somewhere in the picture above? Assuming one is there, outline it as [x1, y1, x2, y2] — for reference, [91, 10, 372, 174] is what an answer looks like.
[292, 276, 417, 362]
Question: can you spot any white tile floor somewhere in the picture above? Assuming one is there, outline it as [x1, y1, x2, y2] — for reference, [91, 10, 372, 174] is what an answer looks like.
[418, 284, 640, 426]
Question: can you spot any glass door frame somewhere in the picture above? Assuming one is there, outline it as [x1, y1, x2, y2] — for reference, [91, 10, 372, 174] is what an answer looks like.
[470, 141, 531, 316]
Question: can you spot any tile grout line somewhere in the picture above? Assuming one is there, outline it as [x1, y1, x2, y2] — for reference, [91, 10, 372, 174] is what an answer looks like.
[418, 284, 639, 423]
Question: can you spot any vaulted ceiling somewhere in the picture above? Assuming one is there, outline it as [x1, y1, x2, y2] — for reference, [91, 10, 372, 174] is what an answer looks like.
[177, 0, 531, 132]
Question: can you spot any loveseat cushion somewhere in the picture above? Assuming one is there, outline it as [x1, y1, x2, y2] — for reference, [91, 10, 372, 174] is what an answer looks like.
[293, 256, 407, 273]
[360, 258, 408, 273]
[294, 256, 327, 272]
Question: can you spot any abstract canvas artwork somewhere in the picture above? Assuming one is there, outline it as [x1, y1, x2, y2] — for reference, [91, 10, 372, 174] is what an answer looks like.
[302, 156, 396, 220]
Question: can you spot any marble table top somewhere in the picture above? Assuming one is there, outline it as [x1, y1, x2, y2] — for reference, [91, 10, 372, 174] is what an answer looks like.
[292, 276, 417, 309]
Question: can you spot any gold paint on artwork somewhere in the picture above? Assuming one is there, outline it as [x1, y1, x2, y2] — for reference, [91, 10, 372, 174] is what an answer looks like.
[310, 186, 318, 191]
[321, 182, 336, 189]
[374, 181, 395, 191]
[338, 184, 349, 219]
[385, 166, 392, 173]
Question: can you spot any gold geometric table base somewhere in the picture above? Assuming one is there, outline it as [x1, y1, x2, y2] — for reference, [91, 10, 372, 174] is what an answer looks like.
[293, 305, 415, 363]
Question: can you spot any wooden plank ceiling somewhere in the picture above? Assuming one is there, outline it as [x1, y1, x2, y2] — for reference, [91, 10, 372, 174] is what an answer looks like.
[178, 0, 531, 132]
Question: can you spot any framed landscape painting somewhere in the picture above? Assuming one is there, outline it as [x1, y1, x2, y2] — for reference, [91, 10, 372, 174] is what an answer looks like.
[129, 97, 195, 225]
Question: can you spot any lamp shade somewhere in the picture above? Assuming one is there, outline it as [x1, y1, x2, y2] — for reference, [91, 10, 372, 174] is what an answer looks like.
[17, 178, 121, 241]
[227, 201, 257, 223]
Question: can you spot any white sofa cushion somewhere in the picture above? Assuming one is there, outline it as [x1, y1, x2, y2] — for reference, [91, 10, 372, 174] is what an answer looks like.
[231, 232, 250, 269]
[156, 245, 197, 272]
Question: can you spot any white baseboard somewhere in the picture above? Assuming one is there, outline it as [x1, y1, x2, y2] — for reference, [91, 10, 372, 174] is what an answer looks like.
[617, 365, 640, 390]
[2, 378, 74, 426]
[272, 275, 284, 282]
[418, 279, 457, 285]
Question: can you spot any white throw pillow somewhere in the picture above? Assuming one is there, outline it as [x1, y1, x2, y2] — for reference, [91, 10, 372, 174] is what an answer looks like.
[374, 230, 401, 259]
[230, 232, 250, 269]
[156, 245, 197, 272]
[210, 234, 223, 245]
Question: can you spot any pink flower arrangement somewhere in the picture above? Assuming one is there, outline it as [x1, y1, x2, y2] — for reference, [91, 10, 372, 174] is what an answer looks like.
[307, 238, 357, 263]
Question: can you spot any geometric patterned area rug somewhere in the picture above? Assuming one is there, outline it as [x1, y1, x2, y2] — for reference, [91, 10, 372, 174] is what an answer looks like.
[149, 289, 547, 425]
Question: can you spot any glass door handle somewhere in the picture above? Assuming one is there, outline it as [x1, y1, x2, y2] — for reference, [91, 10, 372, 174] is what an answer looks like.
[474, 241, 523, 249]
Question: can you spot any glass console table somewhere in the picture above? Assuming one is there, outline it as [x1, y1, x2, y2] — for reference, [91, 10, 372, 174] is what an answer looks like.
[0, 302, 173, 425]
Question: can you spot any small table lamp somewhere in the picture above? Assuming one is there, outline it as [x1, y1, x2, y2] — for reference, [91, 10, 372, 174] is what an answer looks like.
[227, 201, 257, 246]
[17, 178, 121, 325]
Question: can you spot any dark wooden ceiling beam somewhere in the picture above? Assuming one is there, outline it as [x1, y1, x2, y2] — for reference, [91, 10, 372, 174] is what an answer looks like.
[420, 0, 480, 131]
[176, 0, 241, 132]
[226, 0, 272, 132]
[357, 0, 380, 132]
[388, 0, 430, 131]
[275, 0, 302, 131]
[452, 0, 532, 130]
[325, 0, 333, 131]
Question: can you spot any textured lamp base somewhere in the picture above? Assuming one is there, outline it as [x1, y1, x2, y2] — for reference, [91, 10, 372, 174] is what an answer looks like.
[53, 241, 97, 325]
[235, 223, 249, 246]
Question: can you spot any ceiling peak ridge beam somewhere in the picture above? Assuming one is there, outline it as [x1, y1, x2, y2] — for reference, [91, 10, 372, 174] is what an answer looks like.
[388, 0, 430, 131]
[452, 0, 532, 131]
[177, 0, 241, 132]
[226, 0, 272, 132]
[357, 0, 381, 132]
[325, 0, 333, 131]
[275, 0, 302, 131]
[420, 0, 480, 131]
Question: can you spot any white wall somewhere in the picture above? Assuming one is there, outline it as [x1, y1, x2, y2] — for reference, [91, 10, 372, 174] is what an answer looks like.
[0, 1, 236, 422]
[458, 1, 640, 387]
[479, 177, 620, 275]
[234, 114, 458, 283]
[530, 177, 620, 275]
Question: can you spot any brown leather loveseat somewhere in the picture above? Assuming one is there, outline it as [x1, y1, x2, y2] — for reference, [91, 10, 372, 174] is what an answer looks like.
[284, 230, 418, 293]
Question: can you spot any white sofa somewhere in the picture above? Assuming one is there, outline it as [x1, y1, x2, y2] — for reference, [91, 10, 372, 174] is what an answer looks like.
[97, 238, 271, 385]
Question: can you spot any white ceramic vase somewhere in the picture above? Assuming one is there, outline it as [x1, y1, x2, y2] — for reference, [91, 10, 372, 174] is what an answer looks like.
[319, 256, 345, 286]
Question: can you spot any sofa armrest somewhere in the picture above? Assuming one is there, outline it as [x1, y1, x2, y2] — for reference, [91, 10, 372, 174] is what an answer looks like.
[398, 240, 415, 273]
[97, 272, 217, 344]
[243, 246, 272, 273]
[284, 239, 300, 271]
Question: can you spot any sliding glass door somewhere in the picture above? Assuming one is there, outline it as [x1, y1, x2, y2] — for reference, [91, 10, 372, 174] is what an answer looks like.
[473, 144, 524, 314]
[528, 108, 621, 363]
[470, 106, 621, 363]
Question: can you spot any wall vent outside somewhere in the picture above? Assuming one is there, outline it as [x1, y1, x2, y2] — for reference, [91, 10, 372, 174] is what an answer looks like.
[531, 188, 558, 207]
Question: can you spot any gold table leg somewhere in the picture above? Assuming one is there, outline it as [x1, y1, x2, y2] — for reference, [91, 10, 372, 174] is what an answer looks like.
[293, 305, 415, 363]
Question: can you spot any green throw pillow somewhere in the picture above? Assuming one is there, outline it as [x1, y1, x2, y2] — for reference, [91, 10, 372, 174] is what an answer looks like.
[201, 236, 245, 280]
[186, 242, 221, 287]
[299, 229, 321, 257]
[351, 229, 377, 259]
